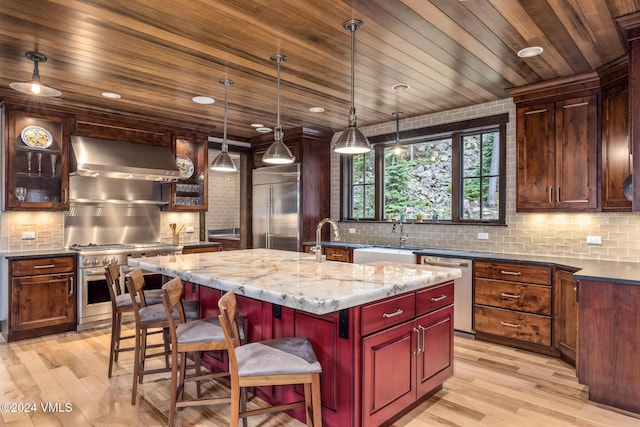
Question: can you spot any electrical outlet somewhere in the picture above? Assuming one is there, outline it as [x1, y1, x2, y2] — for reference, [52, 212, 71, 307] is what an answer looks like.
[186, 226, 195, 233]
[477, 232, 489, 240]
[22, 231, 35, 240]
[348, 228, 356, 234]
[586, 235, 602, 245]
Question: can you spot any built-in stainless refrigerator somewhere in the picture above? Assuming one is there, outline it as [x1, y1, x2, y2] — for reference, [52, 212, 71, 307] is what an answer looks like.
[252, 163, 301, 251]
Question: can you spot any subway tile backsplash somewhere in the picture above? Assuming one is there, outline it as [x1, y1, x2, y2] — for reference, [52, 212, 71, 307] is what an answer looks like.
[331, 98, 640, 263]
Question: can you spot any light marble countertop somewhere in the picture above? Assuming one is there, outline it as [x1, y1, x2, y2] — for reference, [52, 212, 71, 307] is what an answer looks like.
[128, 248, 462, 315]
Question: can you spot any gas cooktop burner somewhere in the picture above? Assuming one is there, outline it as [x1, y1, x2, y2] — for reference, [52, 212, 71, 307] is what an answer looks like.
[69, 243, 136, 251]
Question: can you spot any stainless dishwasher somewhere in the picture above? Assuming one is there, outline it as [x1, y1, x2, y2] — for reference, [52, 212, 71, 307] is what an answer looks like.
[420, 256, 474, 334]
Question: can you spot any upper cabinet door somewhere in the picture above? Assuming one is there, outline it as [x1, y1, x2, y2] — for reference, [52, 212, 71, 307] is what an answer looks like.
[516, 103, 556, 211]
[554, 95, 599, 211]
[5, 108, 70, 211]
[163, 137, 207, 211]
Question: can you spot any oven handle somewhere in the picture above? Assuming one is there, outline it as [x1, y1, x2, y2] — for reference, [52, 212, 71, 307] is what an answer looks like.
[83, 269, 108, 277]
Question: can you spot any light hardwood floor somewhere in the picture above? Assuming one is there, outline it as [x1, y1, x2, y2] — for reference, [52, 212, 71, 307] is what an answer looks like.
[0, 326, 639, 426]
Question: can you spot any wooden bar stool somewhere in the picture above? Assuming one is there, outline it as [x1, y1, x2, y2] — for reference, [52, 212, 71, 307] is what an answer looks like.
[125, 269, 199, 405]
[161, 278, 247, 426]
[218, 291, 323, 427]
[105, 261, 163, 378]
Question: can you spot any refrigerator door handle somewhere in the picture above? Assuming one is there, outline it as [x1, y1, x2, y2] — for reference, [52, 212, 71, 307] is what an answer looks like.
[266, 184, 272, 249]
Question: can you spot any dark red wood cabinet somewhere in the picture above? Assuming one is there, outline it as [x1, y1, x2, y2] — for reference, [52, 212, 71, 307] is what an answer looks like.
[195, 281, 455, 427]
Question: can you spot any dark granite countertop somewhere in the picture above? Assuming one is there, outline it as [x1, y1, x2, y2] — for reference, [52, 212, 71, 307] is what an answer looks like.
[182, 241, 222, 249]
[2, 248, 78, 259]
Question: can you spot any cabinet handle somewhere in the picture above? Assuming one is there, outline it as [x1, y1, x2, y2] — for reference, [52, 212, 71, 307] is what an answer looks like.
[33, 264, 56, 269]
[500, 292, 521, 299]
[331, 253, 343, 257]
[500, 321, 521, 329]
[430, 294, 447, 302]
[63, 188, 68, 204]
[382, 308, 404, 318]
[412, 327, 421, 355]
[548, 186, 553, 203]
[556, 185, 560, 203]
[500, 270, 522, 276]
[418, 325, 426, 354]
[69, 277, 74, 295]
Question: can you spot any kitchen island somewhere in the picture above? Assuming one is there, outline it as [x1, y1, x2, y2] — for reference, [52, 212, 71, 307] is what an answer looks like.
[129, 249, 461, 427]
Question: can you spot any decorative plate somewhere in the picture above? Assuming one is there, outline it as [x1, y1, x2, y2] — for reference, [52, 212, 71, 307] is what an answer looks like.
[176, 154, 194, 179]
[21, 126, 53, 149]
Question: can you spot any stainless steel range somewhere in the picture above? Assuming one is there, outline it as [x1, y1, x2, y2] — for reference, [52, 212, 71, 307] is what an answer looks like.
[70, 242, 181, 330]
[64, 175, 184, 330]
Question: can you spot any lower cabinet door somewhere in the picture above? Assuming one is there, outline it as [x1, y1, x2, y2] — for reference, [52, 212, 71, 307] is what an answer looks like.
[362, 320, 417, 427]
[11, 273, 75, 332]
[416, 305, 454, 396]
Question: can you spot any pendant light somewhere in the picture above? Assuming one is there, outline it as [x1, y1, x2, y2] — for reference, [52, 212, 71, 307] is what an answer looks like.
[210, 79, 238, 172]
[262, 54, 295, 164]
[391, 112, 405, 155]
[333, 19, 370, 154]
[10, 51, 61, 97]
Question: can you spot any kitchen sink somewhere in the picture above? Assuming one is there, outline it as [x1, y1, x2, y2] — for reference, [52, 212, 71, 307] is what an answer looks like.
[352, 247, 418, 264]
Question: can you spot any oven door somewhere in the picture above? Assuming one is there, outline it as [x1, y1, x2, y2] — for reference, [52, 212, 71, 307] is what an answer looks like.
[79, 267, 113, 325]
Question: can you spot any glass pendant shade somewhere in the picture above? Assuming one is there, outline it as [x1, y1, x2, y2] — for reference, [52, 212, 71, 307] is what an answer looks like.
[263, 54, 295, 164]
[210, 79, 238, 172]
[333, 19, 370, 155]
[10, 52, 61, 97]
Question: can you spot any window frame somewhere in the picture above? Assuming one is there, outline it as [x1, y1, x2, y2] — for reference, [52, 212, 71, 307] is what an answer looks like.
[340, 114, 507, 225]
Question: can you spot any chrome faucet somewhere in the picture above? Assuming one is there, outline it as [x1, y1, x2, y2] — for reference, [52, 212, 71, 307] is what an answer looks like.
[311, 218, 341, 262]
[392, 221, 409, 248]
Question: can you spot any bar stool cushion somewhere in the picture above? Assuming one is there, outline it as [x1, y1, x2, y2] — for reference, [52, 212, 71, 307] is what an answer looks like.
[235, 337, 321, 377]
[115, 291, 163, 308]
[139, 299, 199, 323]
[177, 316, 245, 344]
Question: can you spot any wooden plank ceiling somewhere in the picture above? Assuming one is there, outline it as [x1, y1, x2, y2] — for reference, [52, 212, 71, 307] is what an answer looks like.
[0, 0, 638, 142]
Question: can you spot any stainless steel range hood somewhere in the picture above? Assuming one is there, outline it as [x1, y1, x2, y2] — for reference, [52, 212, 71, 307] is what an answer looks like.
[70, 136, 180, 181]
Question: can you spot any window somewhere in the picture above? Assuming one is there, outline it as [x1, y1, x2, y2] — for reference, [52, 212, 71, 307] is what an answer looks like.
[342, 115, 507, 224]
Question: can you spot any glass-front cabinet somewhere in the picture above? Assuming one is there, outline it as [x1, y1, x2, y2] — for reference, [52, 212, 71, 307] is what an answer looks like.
[5, 109, 70, 210]
[163, 137, 207, 211]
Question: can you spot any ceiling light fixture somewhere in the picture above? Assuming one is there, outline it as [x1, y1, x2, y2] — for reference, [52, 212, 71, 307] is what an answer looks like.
[517, 46, 543, 58]
[262, 54, 295, 164]
[210, 79, 238, 172]
[391, 112, 405, 155]
[333, 19, 371, 155]
[192, 96, 215, 104]
[392, 83, 410, 91]
[10, 51, 61, 97]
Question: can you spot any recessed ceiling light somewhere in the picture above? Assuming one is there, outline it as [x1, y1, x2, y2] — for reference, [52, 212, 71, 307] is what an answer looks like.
[256, 127, 272, 133]
[309, 107, 325, 113]
[192, 96, 215, 104]
[102, 92, 121, 99]
[251, 123, 264, 128]
[517, 46, 544, 58]
[392, 83, 410, 91]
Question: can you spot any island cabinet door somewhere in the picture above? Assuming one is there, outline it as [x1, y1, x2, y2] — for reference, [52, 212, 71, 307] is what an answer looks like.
[416, 305, 454, 397]
[362, 320, 417, 427]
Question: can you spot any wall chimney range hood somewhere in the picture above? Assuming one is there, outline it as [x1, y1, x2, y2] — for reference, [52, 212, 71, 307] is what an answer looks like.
[70, 136, 180, 181]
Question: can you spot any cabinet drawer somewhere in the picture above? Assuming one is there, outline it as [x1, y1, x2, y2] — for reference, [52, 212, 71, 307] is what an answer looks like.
[474, 261, 551, 285]
[361, 293, 416, 336]
[416, 281, 454, 316]
[475, 278, 551, 315]
[325, 247, 352, 263]
[11, 256, 75, 277]
[474, 305, 551, 346]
